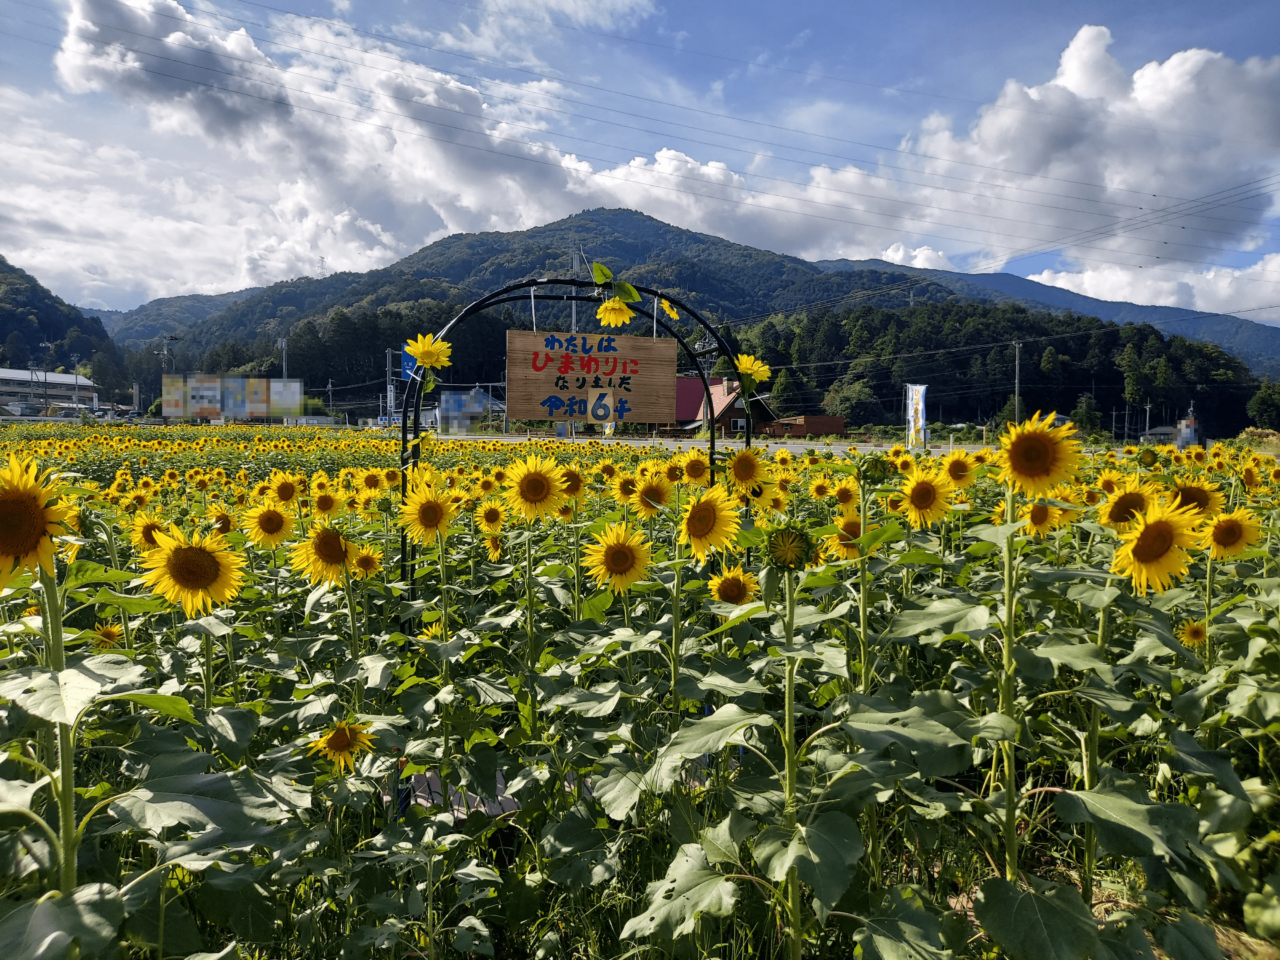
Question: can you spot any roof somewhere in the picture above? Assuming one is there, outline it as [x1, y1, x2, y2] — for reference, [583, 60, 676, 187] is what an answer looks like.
[699, 380, 777, 422]
[0, 367, 96, 387]
[676, 376, 722, 421]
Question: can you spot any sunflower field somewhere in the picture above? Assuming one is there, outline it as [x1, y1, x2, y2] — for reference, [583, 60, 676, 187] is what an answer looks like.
[2, 403, 1280, 960]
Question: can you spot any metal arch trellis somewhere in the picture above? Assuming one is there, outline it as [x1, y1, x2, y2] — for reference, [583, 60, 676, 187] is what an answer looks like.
[396, 276, 752, 587]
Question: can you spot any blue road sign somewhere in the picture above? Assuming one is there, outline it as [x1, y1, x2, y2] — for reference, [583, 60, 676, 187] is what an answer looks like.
[401, 347, 416, 380]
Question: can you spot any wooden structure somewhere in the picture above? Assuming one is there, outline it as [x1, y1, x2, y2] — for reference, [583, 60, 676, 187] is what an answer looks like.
[757, 414, 845, 438]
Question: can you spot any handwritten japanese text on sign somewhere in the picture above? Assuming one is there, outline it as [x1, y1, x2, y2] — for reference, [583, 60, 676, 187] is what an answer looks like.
[505, 330, 677, 423]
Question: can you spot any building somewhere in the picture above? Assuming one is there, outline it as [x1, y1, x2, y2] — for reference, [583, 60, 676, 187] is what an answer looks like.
[0, 367, 98, 413]
[675, 376, 722, 424]
[698, 380, 776, 435]
[757, 414, 846, 439]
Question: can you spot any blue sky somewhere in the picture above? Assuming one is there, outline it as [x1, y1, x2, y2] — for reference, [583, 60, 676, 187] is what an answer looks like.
[2, 0, 1279, 318]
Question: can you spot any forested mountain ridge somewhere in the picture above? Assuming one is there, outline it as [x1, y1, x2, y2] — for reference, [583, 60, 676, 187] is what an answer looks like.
[0, 255, 128, 398]
[80, 288, 262, 348]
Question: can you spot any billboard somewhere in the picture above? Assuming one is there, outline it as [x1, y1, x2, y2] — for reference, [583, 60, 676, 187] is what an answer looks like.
[162, 375, 304, 418]
[505, 330, 677, 423]
[906, 383, 927, 448]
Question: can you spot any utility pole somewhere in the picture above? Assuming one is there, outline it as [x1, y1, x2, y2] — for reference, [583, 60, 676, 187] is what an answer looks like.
[1111, 408, 1117, 441]
[70, 353, 80, 409]
[318, 255, 326, 276]
[327, 379, 333, 412]
[1014, 341, 1021, 423]
[1144, 400, 1152, 440]
[277, 338, 288, 379]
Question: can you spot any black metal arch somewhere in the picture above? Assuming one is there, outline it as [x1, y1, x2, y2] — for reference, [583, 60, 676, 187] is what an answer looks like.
[397, 276, 749, 585]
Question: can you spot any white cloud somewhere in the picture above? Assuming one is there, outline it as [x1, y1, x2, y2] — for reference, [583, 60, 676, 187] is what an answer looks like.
[1, 7, 1277, 322]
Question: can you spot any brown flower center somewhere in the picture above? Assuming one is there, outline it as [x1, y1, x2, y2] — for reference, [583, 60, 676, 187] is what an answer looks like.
[0, 492, 46, 558]
[948, 460, 971, 482]
[685, 502, 716, 539]
[684, 460, 706, 480]
[1131, 521, 1174, 563]
[326, 727, 353, 752]
[520, 473, 550, 504]
[483, 508, 501, 525]
[716, 577, 747, 604]
[166, 545, 222, 590]
[732, 455, 757, 483]
[1172, 486, 1209, 513]
[418, 501, 443, 529]
[1008, 434, 1052, 476]
[213, 514, 232, 535]
[276, 481, 297, 502]
[1029, 504, 1050, 526]
[362, 473, 382, 489]
[838, 518, 862, 543]
[140, 521, 162, 546]
[605, 545, 636, 574]
[1109, 492, 1146, 524]
[1213, 519, 1243, 548]
[563, 472, 583, 496]
[909, 482, 937, 510]
[314, 529, 347, 565]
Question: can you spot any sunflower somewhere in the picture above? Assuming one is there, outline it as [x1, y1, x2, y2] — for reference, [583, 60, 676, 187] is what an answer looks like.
[243, 504, 294, 548]
[289, 526, 356, 585]
[130, 510, 167, 553]
[1202, 508, 1261, 559]
[583, 523, 651, 594]
[504, 455, 567, 522]
[307, 720, 376, 773]
[357, 469, 385, 494]
[824, 512, 876, 561]
[1021, 501, 1063, 538]
[1110, 501, 1201, 594]
[0, 455, 70, 587]
[708, 565, 759, 605]
[725, 447, 770, 492]
[596, 296, 634, 328]
[475, 499, 507, 535]
[735, 355, 771, 384]
[400, 485, 456, 543]
[899, 467, 954, 530]
[680, 450, 711, 486]
[350, 546, 383, 580]
[630, 475, 674, 520]
[680, 486, 740, 561]
[1098, 478, 1161, 531]
[561, 465, 586, 501]
[808, 476, 833, 500]
[267, 470, 304, 507]
[997, 411, 1082, 497]
[484, 535, 503, 563]
[143, 528, 245, 617]
[92, 622, 125, 650]
[662, 460, 685, 485]
[940, 450, 977, 489]
[1177, 620, 1208, 649]
[207, 508, 235, 536]
[833, 480, 858, 508]
[767, 525, 815, 570]
[660, 297, 679, 320]
[404, 332, 453, 369]
[612, 473, 639, 505]
[1169, 479, 1224, 519]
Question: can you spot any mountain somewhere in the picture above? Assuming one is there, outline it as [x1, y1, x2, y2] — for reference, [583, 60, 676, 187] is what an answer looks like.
[0, 255, 127, 395]
[815, 258, 1280, 377]
[80, 288, 262, 349]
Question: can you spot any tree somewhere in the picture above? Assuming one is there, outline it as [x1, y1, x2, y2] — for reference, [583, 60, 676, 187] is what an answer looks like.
[4, 331, 28, 368]
[1248, 379, 1280, 430]
[769, 368, 804, 418]
[822, 376, 884, 425]
[1070, 393, 1102, 434]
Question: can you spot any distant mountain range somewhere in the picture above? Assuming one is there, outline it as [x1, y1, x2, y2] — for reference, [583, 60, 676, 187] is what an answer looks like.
[65, 209, 1280, 375]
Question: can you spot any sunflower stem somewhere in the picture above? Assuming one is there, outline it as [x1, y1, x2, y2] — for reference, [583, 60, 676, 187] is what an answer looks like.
[858, 475, 872, 694]
[1204, 552, 1215, 668]
[1000, 480, 1020, 883]
[1081, 603, 1107, 905]
[202, 632, 214, 711]
[780, 569, 803, 960]
[38, 566, 78, 897]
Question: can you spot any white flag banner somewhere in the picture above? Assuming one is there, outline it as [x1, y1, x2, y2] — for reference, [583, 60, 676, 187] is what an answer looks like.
[906, 384, 927, 448]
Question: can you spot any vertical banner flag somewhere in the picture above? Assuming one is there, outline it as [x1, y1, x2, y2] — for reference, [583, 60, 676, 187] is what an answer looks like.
[906, 383, 927, 448]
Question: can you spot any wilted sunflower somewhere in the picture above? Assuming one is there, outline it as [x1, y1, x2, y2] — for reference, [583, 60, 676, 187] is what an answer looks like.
[0, 455, 70, 587]
[400, 485, 456, 543]
[1177, 620, 1208, 648]
[725, 447, 769, 492]
[505, 455, 567, 522]
[290, 526, 356, 585]
[767, 525, 815, 570]
[630, 475, 673, 520]
[1202, 508, 1261, 559]
[708, 564, 759, 605]
[940, 450, 977, 489]
[404, 332, 453, 369]
[583, 523, 651, 594]
[350, 546, 382, 580]
[1110, 501, 1201, 594]
[680, 486, 740, 561]
[899, 466, 954, 530]
[130, 510, 167, 553]
[997, 411, 1082, 497]
[143, 528, 245, 617]
[307, 720, 376, 773]
[243, 504, 294, 548]
[475, 499, 506, 535]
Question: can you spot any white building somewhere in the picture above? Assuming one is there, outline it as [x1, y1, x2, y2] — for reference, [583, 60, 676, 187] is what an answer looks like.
[0, 367, 98, 412]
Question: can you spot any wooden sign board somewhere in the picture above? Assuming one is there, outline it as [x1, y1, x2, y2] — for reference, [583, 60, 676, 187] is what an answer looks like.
[506, 330, 678, 423]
